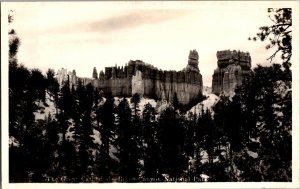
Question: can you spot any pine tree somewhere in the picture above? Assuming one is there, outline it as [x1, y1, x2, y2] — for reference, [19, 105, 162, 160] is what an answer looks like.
[205, 98, 231, 181]
[249, 8, 292, 73]
[58, 81, 73, 142]
[239, 64, 292, 181]
[8, 11, 30, 143]
[141, 103, 160, 179]
[131, 93, 141, 121]
[55, 80, 78, 179]
[247, 9, 292, 180]
[116, 98, 140, 182]
[43, 114, 60, 179]
[97, 94, 115, 179]
[225, 94, 243, 152]
[8, 10, 20, 66]
[29, 68, 46, 103]
[158, 107, 186, 178]
[172, 92, 180, 111]
[8, 11, 44, 182]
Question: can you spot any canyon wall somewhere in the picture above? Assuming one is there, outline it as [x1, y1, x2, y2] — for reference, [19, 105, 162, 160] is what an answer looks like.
[56, 50, 203, 105]
[92, 50, 203, 105]
[57, 50, 203, 106]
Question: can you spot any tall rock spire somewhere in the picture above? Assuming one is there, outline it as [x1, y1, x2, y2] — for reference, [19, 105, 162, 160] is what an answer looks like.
[93, 67, 98, 79]
[185, 49, 200, 72]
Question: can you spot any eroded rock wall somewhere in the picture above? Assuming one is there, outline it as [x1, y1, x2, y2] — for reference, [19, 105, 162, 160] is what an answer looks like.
[97, 50, 203, 105]
[56, 50, 203, 106]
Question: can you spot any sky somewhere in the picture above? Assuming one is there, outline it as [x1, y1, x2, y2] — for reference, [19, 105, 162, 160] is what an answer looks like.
[5, 1, 289, 86]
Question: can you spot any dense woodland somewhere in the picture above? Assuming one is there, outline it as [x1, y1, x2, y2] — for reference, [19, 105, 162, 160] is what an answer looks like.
[8, 8, 292, 182]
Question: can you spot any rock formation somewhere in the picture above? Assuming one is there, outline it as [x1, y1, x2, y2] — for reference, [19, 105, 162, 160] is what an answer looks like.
[92, 67, 98, 79]
[56, 50, 203, 106]
[56, 68, 77, 89]
[92, 50, 203, 105]
[185, 49, 200, 72]
[212, 50, 252, 96]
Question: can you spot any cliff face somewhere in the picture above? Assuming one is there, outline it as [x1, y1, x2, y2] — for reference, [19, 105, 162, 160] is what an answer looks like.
[56, 50, 203, 105]
[94, 50, 203, 105]
[212, 50, 252, 96]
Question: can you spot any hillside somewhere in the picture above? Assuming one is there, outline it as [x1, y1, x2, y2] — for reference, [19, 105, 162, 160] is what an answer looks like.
[186, 86, 219, 116]
[9, 73, 291, 182]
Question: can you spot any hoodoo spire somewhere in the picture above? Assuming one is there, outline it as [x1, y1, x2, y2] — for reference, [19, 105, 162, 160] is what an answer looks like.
[93, 67, 98, 79]
[185, 49, 200, 72]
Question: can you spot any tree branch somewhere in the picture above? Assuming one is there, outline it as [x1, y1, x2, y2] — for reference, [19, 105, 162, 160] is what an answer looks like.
[267, 49, 281, 63]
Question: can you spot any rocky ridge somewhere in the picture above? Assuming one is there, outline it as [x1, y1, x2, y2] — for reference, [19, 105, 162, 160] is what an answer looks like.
[56, 50, 203, 106]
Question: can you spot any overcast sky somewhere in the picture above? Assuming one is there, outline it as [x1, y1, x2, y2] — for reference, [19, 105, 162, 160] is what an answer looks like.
[6, 1, 289, 86]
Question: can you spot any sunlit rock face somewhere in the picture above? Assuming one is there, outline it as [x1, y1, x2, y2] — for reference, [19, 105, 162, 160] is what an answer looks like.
[212, 50, 252, 96]
[132, 70, 144, 96]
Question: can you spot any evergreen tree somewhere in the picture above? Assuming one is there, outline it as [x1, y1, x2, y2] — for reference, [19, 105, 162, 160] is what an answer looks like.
[249, 9, 291, 65]
[45, 68, 60, 115]
[116, 98, 140, 181]
[204, 97, 231, 181]
[86, 83, 94, 111]
[55, 81, 79, 180]
[46, 69, 59, 95]
[131, 93, 141, 121]
[245, 10, 292, 180]
[249, 8, 292, 79]
[212, 95, 229, 156]
[158, 107, 186, 178]
[8, 10, 20, 66]
[225, 94, 243, 152]
[141, 103, 161, 179]
[57, 81, 73, 141]
[43, 114, 60, 179]
[8, 11, 42, 182]
[9, 64, 31, 140]
[93, 87, 102, 107]
[29, 68, 46, 103]
[65, 81, 95, 181]
[97, 94, 115, 179]
[8, 11, 30, 143]
[172, 92, 180, 111]
[239, 64, 292, 181]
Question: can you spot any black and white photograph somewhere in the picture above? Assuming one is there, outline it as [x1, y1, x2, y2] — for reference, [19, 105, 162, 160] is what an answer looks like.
[1, 1, 299, 188]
